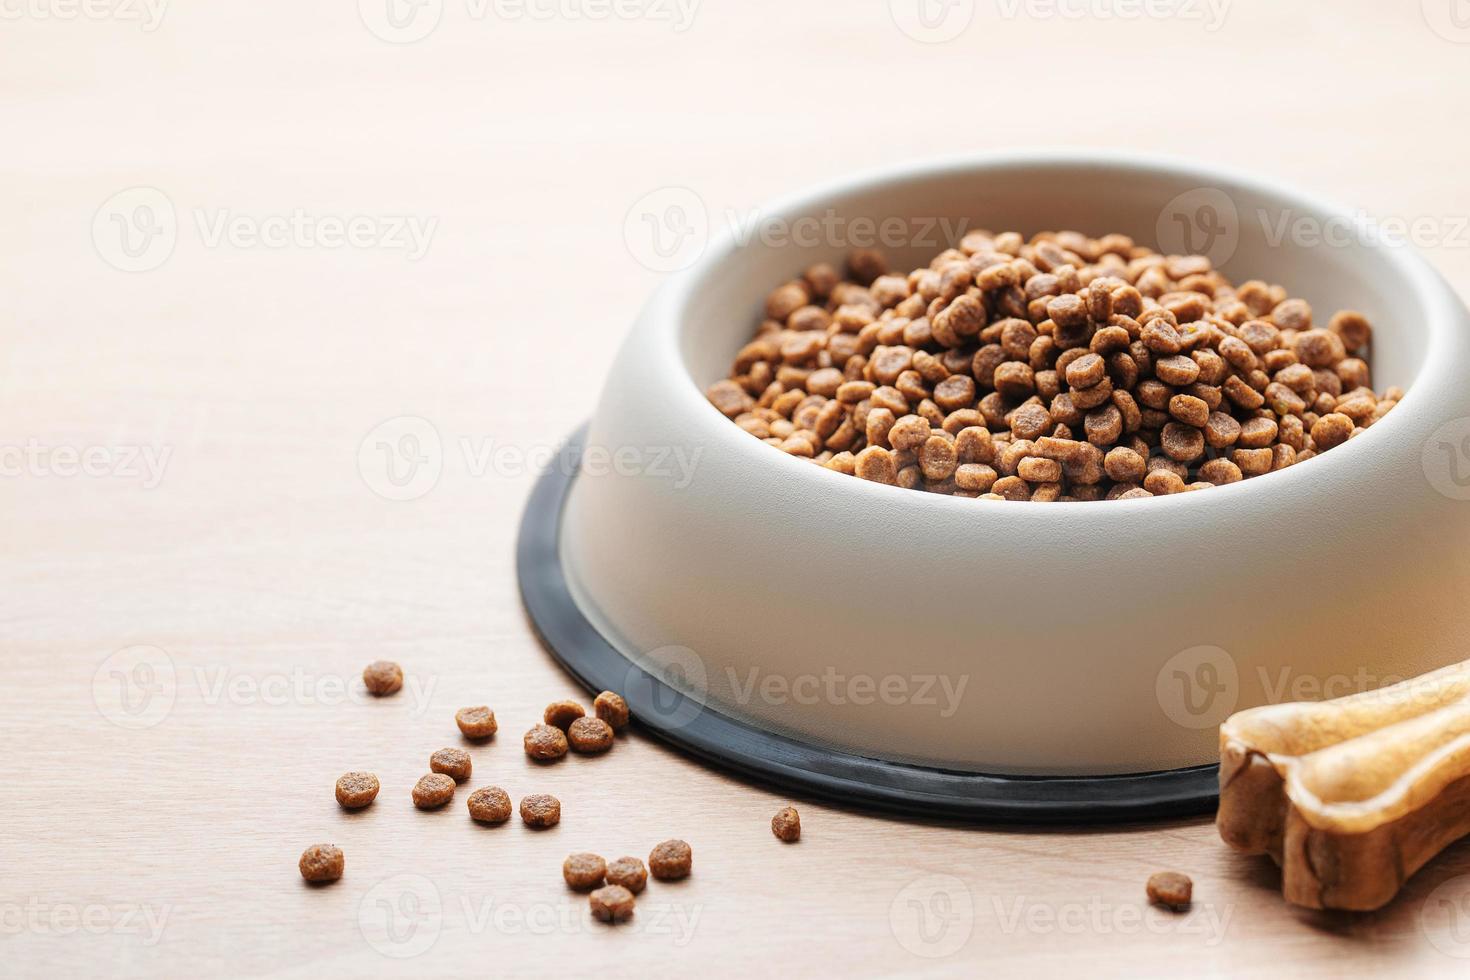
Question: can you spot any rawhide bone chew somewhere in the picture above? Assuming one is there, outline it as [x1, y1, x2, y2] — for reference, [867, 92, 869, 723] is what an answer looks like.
[1217, 658, 1470, 910]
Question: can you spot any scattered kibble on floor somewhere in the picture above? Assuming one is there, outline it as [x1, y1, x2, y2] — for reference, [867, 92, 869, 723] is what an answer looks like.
[523, 723, 569, 761]
[771, 806, 801, 842]
[455, 705, 498, 740]
[298, 844, 344, 883]
[1147, 871, 1193, 910]
[412, 773, 455, 810]
[605, 856, 647, 894]
[567, 716, 614, 753]
[589, 884, 635, 923]
[593, 690, 630, 730]
[544, 700, 586, 730]
[362, 660, 403, 696]
[519, 793, 561, 829]
[467, 786, 513, 824]
[334, 772, 379, 810]
[649, 839, 692, 880]
[563, 853, 608, 891]
[430, 747, 472, 782]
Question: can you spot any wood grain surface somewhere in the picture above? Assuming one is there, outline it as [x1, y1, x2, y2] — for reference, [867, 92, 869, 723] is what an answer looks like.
[4, 1, 1470, 975]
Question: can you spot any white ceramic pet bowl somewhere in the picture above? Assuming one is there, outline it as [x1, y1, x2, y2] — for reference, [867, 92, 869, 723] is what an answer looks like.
[519, 150, 1470, 820]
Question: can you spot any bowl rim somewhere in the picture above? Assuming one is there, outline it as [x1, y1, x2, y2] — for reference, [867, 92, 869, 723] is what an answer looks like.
[647, 148, 1467, 516]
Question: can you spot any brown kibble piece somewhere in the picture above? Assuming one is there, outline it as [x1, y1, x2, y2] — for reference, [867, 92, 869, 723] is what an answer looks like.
[1199, 458, 1244, 485]
[1294, 329, 1346, 368]
[771, 806, 801, 842]
[1168, 394, 1209, 428]
[563, 853, 608, 891]
[1104, 447, 1146, 483]
[1018, 457, 1061, 483]
[1154, 355, 1201, 386]
[412, 773, 455, 810]
[847, 248, 887, 285]
[519, 793, 561, 828]
[567, 716, 615, 754]
[430, 747, 472, 782]
[606, 857, 648, 894]
[919, 435, 958, 481]
[854, 446, 898, 485]
[467, 786, 513, 824]
[455, 705, 498, 740]
[544, 700, 586, 730]
[1311, 412, 1354, 451]
[299, 844, 344, 883]
[649, 839, 693, 880]
[335, 772, 380, 810]
[764, 281, 809, 322]
[1160, 423, 1205, 462]
[593, 691, 630, 731]
[1146, 871, 1193, 911]
[707, 379, 754, 418]
[362, 660, 403, 696]
[1064, 353, 1106, 389]
[524, 724, 569, 761]
[589, 884, 636, 923]
[1328, 310, 1372, 353]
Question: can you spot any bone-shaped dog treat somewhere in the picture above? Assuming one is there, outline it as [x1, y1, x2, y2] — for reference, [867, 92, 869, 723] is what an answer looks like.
[1217, 658, 1470, 910]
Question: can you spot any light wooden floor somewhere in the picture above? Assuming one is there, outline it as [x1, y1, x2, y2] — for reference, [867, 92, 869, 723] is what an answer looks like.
[4, 1, 1470, 975]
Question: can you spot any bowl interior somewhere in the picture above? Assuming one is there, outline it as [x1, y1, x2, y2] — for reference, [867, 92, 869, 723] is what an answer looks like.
[677, 155, 1430, 401]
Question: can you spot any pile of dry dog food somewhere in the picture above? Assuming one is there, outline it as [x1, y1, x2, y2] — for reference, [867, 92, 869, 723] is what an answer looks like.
[707, 233, 1401, 500]
[298, 660, 800, 924]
